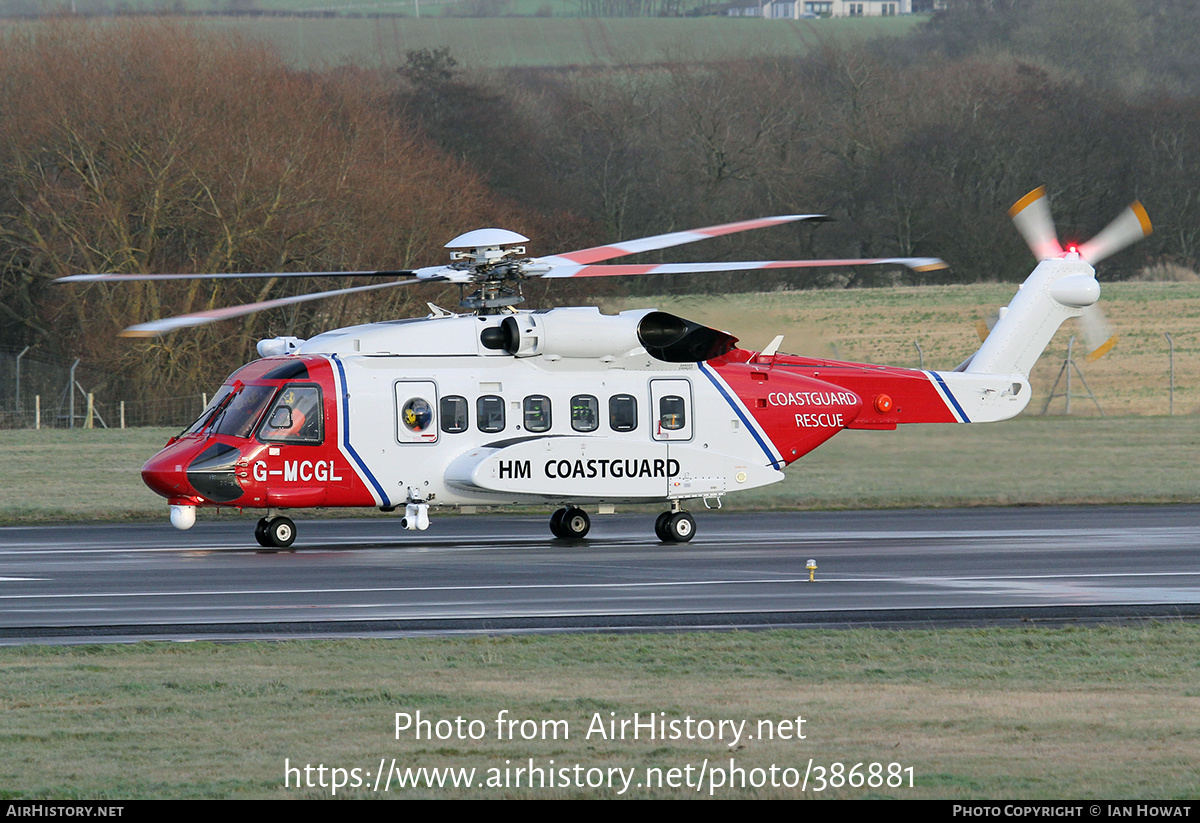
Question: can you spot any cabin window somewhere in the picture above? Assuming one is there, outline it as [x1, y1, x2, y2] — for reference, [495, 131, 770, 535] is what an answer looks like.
[258, 385, 323, 444]
[477, 395, 506, 433]
[609, 394, 638, 432]
[523, 395, 552, 433]
[571, 395, 598, 432]
[440, 396, 469, 433]
[400, 397, 434, 433]
[659, 395, 686, 431]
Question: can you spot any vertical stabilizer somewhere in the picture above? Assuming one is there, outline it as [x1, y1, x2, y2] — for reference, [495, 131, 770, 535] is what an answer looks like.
[966, 256, 1099, 378]
[966, 187, 1150, 379]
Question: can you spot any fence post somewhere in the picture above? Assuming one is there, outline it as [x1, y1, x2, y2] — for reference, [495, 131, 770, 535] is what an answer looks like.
[120, 401, 126, 430]
[86, 393, 94, 429]
[15, 346, 29, 414]
[35, 395, 40, 430]
[68, 358, 80, 428]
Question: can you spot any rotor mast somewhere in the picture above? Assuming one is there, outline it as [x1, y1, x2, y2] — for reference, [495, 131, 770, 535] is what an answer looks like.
[445, 228, 532, 313]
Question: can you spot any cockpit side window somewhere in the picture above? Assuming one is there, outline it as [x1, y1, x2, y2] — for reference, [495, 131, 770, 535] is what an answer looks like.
[258, 385, 323, 444]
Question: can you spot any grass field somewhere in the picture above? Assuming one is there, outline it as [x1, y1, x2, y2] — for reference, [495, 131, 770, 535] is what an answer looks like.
[0, 15, 919, 68]
[2, 627, 1199, 798]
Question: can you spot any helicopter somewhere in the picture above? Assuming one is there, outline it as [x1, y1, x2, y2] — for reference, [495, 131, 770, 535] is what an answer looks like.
[58, 187, 1150, 548]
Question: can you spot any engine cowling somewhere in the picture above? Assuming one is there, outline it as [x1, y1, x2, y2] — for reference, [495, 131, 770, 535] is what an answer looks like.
[256, 336, 306, 357]
[492, 308, 737, 362]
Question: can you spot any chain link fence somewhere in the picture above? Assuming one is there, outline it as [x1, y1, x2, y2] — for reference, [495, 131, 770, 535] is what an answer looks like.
[0, 347, 206, 430]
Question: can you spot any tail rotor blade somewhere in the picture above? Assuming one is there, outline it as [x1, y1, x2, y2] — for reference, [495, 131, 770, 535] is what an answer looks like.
[976, 310, 1000, 342]
[1080, 304, 1118, 362]
[1077, 201, 1153, 266]
[1009, 186, 1064, 261]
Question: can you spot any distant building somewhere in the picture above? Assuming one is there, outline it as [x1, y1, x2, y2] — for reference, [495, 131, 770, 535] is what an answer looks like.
[722, 2, 762, 16]
[762, 0, 911, 17]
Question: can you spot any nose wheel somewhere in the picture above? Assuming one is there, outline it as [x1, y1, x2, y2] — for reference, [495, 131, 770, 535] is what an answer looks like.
[654, 510, 695, 543]
[255, 515, 297, 550]
[550, 506, 590, 540]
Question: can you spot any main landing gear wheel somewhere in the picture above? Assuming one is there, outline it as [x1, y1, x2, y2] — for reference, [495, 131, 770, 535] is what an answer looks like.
[655, 511, 696, 543]
[654, 511, 672, 542]
[550, 506, 590, 540]
[255, 516, 297, 549]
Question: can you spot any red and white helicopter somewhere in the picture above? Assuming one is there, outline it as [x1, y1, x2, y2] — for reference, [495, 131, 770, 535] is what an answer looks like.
[60, 187, 1150, 548]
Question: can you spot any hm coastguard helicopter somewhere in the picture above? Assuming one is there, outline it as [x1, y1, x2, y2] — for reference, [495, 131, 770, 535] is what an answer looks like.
[60, 188, 1150, 548]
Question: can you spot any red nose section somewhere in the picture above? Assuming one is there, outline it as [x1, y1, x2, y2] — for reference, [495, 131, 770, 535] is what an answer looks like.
[141, 440, 200, 501]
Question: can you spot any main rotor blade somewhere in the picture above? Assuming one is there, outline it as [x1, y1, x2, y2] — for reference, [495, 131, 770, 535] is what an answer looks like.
[1077, 201, 1152, 266]
[537, 257, 947, 278]
[57, 269, 413, 283]
[1009, 186, 1064, 261]
[536, 214, 825, 266]
[120, 278, 424, 337]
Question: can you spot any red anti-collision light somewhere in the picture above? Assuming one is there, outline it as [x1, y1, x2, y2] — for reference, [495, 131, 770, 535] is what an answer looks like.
[874, 394, 894, 414]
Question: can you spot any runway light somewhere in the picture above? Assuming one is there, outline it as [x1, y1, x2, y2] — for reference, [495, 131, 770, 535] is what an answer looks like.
[806, 558, 817, 582]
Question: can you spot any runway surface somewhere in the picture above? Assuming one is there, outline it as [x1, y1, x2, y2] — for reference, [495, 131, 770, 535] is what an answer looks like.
[1, 506, 1198, 642]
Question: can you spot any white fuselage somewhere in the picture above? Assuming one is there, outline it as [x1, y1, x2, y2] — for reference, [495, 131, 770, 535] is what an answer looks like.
[300, 309, 785, 509]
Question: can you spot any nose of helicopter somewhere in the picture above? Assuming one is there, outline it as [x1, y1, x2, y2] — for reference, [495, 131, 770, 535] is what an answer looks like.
[143, 438, 249, 504]
[141, 441, 201, 500]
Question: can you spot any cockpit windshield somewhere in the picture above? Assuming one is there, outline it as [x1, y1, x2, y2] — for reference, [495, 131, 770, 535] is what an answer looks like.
[181, 384, 277, 439]
[183, 386, 234, 436]
[212, 385, 277, 438]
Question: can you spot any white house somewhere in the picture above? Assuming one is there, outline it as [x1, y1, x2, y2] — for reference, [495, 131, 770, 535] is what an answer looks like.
[762, 0, 911, 17]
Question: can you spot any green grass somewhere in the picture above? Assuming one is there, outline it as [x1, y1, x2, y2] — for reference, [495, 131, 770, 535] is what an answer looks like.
[1, 627, 1198, 798]
[740, 415, 1200, 509]
[0, 16, 920, 68]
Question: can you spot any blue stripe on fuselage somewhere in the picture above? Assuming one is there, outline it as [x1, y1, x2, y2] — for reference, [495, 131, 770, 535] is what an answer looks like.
[330, 354, 390, 506]
[928, 371, 971, 423]
[698, 362, 783, 470]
